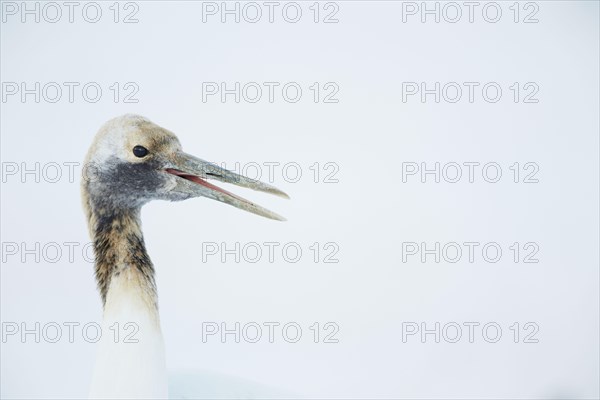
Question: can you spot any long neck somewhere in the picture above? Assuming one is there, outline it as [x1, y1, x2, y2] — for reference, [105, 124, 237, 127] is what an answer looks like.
[86, 206, 168, 399]
[91, 207, 157, 309]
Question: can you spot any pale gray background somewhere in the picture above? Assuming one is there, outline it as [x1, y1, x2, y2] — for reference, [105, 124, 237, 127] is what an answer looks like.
[1, 1, 599, 399]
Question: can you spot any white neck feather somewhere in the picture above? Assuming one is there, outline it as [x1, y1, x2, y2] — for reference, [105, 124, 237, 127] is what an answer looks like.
[89, 268, 168, 399]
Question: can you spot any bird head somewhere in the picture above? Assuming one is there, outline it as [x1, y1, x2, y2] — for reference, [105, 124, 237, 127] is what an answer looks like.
[81, 114, 288, 220]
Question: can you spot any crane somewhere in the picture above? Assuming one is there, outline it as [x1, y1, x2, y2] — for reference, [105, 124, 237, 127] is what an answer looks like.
[81, 114, 288, 399]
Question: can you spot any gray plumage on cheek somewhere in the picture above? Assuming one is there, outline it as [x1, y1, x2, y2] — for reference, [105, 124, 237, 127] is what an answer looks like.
[85, 157, 171, 208]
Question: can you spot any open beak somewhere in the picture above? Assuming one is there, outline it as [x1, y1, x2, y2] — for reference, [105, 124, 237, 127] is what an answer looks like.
[164, 152, 289, 221]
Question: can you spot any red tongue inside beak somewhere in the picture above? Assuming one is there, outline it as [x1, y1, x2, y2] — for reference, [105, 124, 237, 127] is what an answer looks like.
[165, 168, 250, 203]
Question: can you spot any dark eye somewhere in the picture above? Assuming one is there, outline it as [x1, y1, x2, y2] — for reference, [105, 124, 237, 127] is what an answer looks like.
[133, 145, 148, 158]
